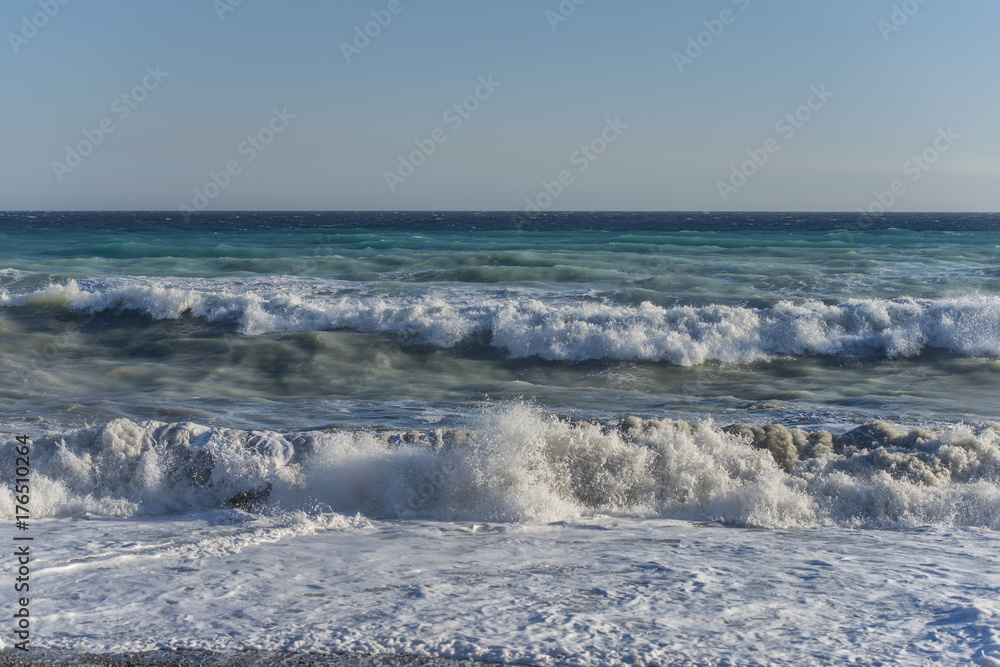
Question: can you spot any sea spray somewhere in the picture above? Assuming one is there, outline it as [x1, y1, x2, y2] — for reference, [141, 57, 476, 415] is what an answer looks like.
[3, 404, 998, 529]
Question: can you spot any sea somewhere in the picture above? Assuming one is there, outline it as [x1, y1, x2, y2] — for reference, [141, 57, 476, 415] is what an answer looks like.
[1, 211, 999, 665]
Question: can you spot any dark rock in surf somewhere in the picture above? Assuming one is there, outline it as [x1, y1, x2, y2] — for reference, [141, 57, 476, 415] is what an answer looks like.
[224, 483, 272, 512]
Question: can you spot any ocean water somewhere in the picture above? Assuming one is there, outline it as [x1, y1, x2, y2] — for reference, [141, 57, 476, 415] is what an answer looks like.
[2, 211, 1000, 664]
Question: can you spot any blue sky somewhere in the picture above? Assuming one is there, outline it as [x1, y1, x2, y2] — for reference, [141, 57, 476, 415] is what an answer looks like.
[1, 0, 997, 211]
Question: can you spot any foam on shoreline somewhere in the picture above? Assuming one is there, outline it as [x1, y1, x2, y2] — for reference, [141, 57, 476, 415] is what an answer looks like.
[0, 648, 499, 666]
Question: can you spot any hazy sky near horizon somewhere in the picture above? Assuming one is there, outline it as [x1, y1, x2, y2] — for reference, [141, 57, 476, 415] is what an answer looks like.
[1, 0, 998, 212]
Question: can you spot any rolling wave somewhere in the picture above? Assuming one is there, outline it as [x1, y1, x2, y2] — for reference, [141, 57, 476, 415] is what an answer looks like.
[2, 277, 999, 364]
[2, 404, 998, 529]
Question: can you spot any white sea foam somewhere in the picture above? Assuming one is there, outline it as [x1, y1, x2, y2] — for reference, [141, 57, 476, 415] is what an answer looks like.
[3, 404, 998, 529]
[2, 276, 999, 364]
[20, 513, 1000, 664]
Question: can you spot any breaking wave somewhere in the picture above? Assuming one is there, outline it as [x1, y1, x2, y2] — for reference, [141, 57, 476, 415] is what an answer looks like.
[3, 404, 999, 529]
[2, 277, 999, 365]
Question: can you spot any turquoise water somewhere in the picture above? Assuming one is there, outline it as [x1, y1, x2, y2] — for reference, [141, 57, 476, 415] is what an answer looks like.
[1, 211, 998, 432]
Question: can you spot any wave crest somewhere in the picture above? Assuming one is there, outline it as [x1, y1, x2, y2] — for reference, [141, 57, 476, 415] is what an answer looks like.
[3, 406, 999, 529]
[2, 277, 999, 364]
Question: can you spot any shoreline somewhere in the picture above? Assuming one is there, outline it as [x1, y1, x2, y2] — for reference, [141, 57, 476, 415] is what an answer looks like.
[0, 650, 509, 667]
